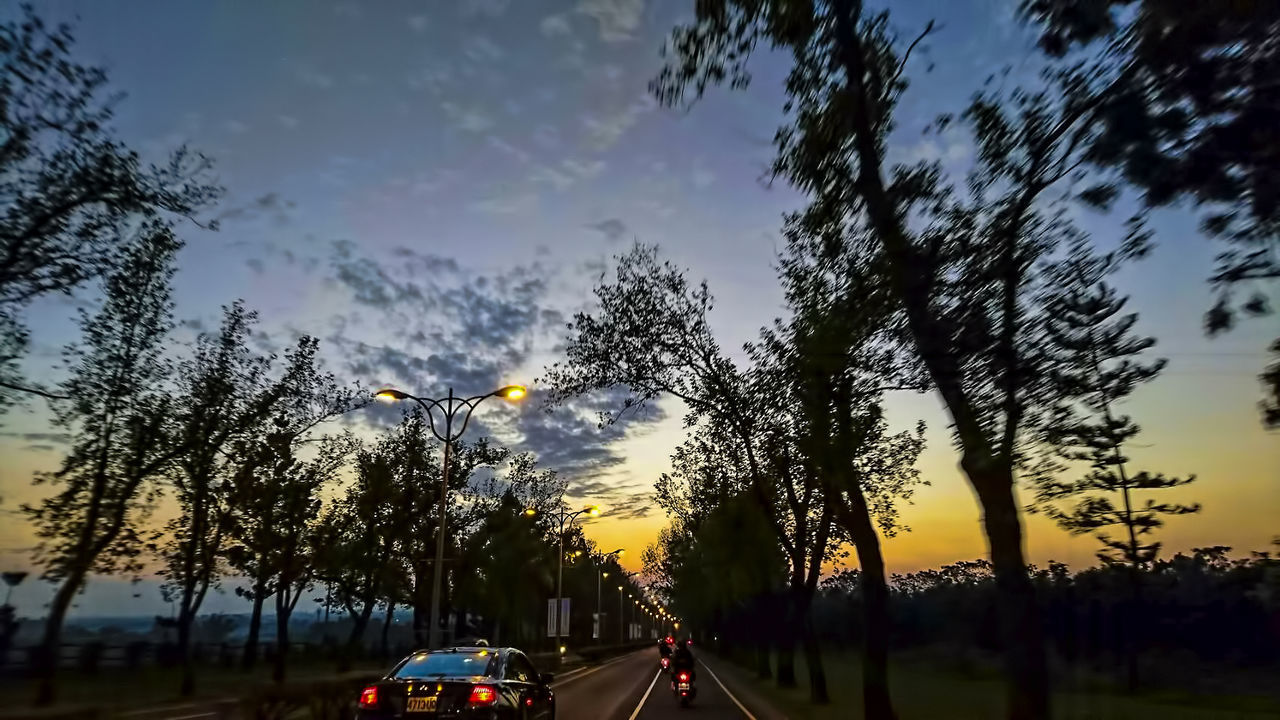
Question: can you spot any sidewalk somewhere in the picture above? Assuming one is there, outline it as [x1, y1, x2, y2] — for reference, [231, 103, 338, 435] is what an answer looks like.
[699, 651, 791, 720]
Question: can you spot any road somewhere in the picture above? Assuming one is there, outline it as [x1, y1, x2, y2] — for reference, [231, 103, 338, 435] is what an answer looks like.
[129, 648, 768, 720]
[552, 648, 764, 720]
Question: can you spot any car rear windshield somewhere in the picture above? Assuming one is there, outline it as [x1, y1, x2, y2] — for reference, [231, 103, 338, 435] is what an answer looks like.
[393, 651, 497, 679]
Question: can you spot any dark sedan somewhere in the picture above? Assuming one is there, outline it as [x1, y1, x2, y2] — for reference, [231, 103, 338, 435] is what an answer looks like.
[357, 646, 555, 719]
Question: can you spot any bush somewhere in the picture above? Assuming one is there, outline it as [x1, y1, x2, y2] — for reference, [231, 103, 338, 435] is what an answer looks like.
[239, 671, 381, 720]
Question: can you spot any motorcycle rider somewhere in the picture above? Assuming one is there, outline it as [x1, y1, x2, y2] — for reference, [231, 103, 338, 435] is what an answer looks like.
[670, 636, 695, 678]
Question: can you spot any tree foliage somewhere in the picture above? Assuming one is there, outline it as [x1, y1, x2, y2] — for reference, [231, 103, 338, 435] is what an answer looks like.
[23, 225, 180, 705]
[0, 6, 220, 408]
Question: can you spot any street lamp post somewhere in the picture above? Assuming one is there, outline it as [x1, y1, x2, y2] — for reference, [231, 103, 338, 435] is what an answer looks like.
[375, 384, 525, 649]
[617, 585, 625, 643]
[595, 549, 623, 644]
[526, 504, 599, 664]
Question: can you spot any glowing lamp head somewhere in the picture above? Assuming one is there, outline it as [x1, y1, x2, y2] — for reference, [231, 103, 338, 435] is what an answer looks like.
[497, 384, 527, 400]
[523, 508, 537, 517]
[585, 505, 601, 517]
[375, 388, 408, 403]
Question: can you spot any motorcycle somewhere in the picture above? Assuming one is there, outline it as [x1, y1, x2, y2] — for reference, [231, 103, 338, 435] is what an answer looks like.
[671, 668, 697, 707]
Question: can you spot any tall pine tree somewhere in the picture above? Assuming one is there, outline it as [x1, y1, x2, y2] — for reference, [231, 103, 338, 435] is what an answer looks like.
[1032, 245, 1199, 688]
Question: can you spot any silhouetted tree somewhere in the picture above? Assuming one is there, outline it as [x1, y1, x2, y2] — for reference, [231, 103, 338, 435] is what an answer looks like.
[650, 3, 1160, 715]
[0, 6, 220, 410]
[754, 221, 927, 717]
[223, 337, 361, 670]
[1031, 245, 1200, 688]
[269, 434, 352, 682]
[24, 225, 180, 705]
[545, 245, 838, 698]
[1261, 341, 1280, 430]
[1018, 0, 1279, 420]
[159, 301, 273, 696]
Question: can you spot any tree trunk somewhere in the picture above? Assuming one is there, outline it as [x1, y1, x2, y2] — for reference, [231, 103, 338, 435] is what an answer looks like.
[178, 607, 196, 696]
[836, 492, 898, 720]
[340, 600, 376, 671]
[242, 589, 266, 670]
[381, 602, 395, 658]
[972, 467, 1050, 720]
[33, 570, 84, 706]
[774, 593, 797, 688]
[800, 607, 829, 704]
[412, 564, 429, 648]
[1124, 567, 1144, 692]
[273, 594, 290, 683]
[756, 643, 772, 680]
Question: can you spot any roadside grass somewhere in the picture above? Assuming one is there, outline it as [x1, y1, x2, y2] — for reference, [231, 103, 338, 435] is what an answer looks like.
[718, 650, 1280, 720]
[0, 659, 388, 712]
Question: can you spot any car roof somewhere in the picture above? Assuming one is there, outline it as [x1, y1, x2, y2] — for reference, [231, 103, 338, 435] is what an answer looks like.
[408, 646, 515, 655]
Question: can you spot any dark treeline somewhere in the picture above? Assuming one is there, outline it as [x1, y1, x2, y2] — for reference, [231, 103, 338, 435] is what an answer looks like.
[808, 548, 1280, 674]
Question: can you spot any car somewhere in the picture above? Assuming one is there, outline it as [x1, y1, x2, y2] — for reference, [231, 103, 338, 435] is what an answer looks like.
[356, 646, 555, 719]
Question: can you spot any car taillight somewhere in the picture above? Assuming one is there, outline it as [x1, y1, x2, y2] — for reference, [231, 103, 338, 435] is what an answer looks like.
[677, 671, 690, 682]
[358, 686, 378, 707]
[468, 684, 497, 706]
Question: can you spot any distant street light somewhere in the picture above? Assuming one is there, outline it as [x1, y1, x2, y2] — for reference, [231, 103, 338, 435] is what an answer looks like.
[595, 549, 624, 644]
[526, 503, 600, 664]
[374, 384, 525, 648]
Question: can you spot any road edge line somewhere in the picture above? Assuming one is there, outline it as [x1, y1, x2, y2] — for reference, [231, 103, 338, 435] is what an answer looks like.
[625, 669, 663, 720]
[698, 659, 759, 720]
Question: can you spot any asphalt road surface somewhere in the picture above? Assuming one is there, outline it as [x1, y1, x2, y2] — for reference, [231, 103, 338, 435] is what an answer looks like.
[552, 649, 763, 720]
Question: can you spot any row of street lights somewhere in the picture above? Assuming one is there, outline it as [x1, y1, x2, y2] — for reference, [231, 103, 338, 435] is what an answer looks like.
[375, 383, 662, 654]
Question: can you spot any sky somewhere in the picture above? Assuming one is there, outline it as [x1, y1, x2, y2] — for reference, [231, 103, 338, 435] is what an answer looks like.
[0, 0, 1275, 619]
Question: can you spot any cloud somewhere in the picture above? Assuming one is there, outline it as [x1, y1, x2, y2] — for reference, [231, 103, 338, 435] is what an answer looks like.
[224, 120, 249, 134]
[602, 493, 652, 519]
[582, 98, 653, 150]
[691, 161, 715, 189]
[333, 2, 362, 18]
[215, 192, 294, 225]
[277, 115, 300, 129]
[512, 387, 667, 479]
[461, 0, 509, 18]
[323, 246, 668, 482]
[245, 258, 265, 274]
[0, 432, 71, 444]
[576, 0, 645, 42]
[468, 192, 538, 215]
[899, 129, 971, 167]
[488, 137, 532, 164]
[464, 36, 505, 63]
[529, 158, 605, 191]
[540, 14, 572, 36]
[441, 101, 495, 133]
[407, 15, 428, 32]
[587, 218, 628, 243]
[295, 65, 335, 89]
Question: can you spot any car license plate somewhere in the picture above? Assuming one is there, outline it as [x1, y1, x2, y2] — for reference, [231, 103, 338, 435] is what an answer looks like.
[406, 696, 438, 712]
[678, 682, 690, 690]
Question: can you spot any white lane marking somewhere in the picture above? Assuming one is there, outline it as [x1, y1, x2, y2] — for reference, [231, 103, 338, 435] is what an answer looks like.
[625, 669, 663, 720]
[699, 659, 759, 720]
[551, 649, 644, 688]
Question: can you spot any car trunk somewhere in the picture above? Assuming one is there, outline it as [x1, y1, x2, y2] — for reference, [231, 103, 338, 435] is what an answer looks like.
[374, 677, 487, 716]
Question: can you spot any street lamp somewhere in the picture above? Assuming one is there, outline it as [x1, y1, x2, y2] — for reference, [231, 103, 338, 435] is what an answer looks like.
[526, 503, 600, 664]
[594, 549, 624, 644]
[374, 384, 525, 648]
